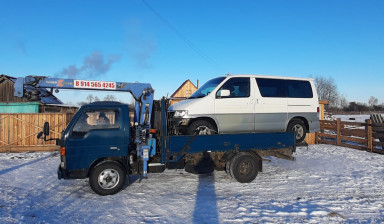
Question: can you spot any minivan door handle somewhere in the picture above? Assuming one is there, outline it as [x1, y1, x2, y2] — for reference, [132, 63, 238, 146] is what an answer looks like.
[110, 147, 120, 151]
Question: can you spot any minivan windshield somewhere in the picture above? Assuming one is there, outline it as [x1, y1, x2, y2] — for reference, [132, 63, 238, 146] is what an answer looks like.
[189, 77, 226, 99]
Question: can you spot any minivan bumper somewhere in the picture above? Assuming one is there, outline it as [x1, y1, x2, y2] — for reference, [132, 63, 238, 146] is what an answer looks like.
[308, 120, 320, 133]
[169, 117, 190, 134]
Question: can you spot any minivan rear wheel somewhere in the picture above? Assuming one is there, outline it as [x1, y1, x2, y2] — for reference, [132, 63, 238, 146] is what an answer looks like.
[287, 119, 307, 143]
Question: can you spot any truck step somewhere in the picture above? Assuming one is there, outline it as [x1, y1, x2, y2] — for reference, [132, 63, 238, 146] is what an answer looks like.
[148, 163, 166, 173]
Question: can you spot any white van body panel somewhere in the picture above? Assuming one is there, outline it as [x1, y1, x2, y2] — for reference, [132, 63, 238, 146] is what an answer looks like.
[169, 74, 320, 135]
[253, 78, 288, 132]
[214, 77, 255, 133]
[170, 96, 215, 120]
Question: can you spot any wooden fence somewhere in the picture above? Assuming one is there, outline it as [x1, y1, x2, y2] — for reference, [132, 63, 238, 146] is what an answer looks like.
[0, 113, 73, 152]
[318, 118, 384, 154]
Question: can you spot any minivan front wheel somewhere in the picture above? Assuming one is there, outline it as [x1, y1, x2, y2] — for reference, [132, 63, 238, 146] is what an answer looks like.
[187, 120, 217, 135]
[287, 119, 307, 143]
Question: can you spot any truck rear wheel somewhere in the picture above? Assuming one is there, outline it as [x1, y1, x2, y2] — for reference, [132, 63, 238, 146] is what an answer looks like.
[229, 153, 258, 183]
[225, 159, 233, 179]
[89, 162, 126, 195]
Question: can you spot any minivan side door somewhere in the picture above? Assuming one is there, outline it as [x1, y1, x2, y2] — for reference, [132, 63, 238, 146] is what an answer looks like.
[254, 78, 288, 132]
[214, 77, 254, 133]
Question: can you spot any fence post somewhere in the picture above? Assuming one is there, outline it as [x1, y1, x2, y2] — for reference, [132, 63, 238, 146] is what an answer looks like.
[336, 118, 341, 146]
[366, 119, 373, 152]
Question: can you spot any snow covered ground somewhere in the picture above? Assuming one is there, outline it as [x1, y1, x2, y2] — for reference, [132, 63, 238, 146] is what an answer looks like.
[1, 145, 384, 223]
[330, 113, 384, 123]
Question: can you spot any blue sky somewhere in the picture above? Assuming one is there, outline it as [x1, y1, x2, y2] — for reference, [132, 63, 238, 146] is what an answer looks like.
[1, 0, 383, 104]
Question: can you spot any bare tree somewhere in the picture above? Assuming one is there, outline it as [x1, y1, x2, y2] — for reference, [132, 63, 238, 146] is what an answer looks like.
[86, 94, 94, 103]
[314, 76, 340, 108]
[77, 101, 88, 107]
[368, 96, 378, 110]
[104, 94, 117, 101]
[339, 94, 348, 110]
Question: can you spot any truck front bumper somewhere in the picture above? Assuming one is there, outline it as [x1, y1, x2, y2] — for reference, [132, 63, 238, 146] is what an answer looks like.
[57, 165, 87, 179]
[57, 165, 65, 179]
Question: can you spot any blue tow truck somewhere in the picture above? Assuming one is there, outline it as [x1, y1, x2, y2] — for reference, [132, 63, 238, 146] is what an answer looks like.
[14, 76, 296, 195]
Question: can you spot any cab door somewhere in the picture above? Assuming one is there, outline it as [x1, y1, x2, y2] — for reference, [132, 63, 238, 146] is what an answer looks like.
[64, 107, 127, 171]
[214, 77, 254, 133]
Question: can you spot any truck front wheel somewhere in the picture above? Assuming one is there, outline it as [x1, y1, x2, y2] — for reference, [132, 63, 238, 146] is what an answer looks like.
[229, 153, 258, 183]
[89, 162, 126, 195]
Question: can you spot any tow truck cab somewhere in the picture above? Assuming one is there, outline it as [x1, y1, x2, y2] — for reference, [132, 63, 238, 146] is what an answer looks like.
[58, 102, 132, 179]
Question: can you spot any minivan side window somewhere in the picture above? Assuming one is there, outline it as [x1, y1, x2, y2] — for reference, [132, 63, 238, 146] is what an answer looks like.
[217, 77, 250, 98]
[286, 80, 313, 98]
[256, 78, 286, 97]
[256, 78, 313, 98]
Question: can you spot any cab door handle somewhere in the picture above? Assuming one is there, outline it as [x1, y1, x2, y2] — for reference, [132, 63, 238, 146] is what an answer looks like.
[110, 147, 120, 151]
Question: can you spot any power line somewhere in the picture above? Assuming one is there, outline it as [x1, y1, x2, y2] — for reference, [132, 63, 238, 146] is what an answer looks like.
[141, 0, 227, 73]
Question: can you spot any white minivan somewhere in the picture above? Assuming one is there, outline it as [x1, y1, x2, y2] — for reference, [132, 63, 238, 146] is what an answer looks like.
[168, 75, 320, 142]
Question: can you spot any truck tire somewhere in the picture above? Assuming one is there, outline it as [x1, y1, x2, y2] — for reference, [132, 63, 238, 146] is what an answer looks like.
[287, 118, 307, 143]
[225, 159, 233, 179]
[230, 153, 258, 183]
[186, 120, 217, 135]
[89, 162, 126, 195]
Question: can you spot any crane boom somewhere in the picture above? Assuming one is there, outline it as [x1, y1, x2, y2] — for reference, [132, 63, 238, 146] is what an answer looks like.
[13, 75, 154, 126]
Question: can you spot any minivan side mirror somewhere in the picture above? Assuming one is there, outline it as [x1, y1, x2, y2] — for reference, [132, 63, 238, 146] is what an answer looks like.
[217, 89, 230, 98]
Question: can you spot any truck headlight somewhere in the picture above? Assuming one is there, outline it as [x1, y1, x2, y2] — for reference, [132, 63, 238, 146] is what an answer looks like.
[174, 110, 188, 118]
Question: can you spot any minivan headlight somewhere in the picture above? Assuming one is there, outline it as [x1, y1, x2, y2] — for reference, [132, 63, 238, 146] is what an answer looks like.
[174, 110, 188, 118]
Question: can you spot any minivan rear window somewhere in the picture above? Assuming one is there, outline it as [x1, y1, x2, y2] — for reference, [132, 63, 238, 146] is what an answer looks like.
[286, 80, 313, 98]
[256, 78, 313, 98]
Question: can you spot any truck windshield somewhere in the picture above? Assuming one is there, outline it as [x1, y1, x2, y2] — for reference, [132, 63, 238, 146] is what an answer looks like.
[189, 77, 226, 99]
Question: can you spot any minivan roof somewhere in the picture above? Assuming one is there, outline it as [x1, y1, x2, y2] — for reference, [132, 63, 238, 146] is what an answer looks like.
[225, 74, 314, 81]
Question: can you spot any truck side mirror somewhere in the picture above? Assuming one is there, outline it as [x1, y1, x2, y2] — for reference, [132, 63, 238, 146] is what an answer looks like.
[37, 132, 44, 139]
[37, 121, 60, 144]
[43, 122, 50, 136]
[217, 89, 230, 98]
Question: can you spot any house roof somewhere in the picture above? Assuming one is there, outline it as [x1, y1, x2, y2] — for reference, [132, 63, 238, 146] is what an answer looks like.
[0, 74, 16, 83]
[170, 79, 197, 98]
